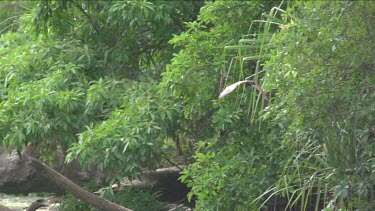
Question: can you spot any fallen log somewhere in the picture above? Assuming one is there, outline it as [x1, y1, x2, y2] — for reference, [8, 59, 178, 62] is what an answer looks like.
[0, 146, 192, 210]
[24, 154, 133, 211]
[0, 146, 105, 194]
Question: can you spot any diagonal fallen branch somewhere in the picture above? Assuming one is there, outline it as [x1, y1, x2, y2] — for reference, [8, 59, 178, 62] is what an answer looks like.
[23, 154, 133, 211]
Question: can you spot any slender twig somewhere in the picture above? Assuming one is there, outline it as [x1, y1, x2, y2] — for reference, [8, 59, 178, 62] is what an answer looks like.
[160, 151, 184, 171]
[71, 1, 101, 34]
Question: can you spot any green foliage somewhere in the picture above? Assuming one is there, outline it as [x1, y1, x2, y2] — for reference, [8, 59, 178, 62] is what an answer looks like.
[259, 1, 375, 210]
[0, 0, 198, 206]
[60, 182, 102, 211]
[67, 79, 184, 178]
[60, 194, 96, 211]
[161, 0, 279, 144]
[174, 1, 375, 210]
[106, 187, 165, 211]
[181, 133, 278, 210]
[60, 186, 165, 211]
[31, 0, 202, 78]
[0, 0, 193, 166]
[1, 0, 374, 210]
[163, 1, 283, 209]
[0, 1, 30, 34]
[0, 33, 90, 154]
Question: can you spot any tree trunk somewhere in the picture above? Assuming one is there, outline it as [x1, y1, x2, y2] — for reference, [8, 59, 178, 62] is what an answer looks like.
[24, 155, 133, 211]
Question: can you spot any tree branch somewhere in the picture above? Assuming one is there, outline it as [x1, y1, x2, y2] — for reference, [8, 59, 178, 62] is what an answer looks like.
[24, 155, 133, 211]
[71, 1, 101, 34]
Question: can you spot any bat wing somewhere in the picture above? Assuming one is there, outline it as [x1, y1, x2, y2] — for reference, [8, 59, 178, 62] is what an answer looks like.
[219, 80, 270, 104]
[219, 81, 248, 99]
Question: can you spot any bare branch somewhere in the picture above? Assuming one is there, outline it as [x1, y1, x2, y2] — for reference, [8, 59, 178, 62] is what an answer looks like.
[24, 155, 133, 211]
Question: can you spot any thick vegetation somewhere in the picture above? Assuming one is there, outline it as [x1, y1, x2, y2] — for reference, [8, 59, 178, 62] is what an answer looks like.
[0, 1, 374, 210]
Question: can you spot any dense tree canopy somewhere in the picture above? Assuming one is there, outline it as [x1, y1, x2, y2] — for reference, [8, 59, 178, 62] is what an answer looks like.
[0, 0, 374, 210]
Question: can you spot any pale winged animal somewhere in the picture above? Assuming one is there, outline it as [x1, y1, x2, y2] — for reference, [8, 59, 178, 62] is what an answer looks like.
[219, 77, 270, 104]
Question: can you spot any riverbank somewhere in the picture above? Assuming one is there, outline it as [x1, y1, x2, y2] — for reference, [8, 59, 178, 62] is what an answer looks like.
[0, 194, 59, 211]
